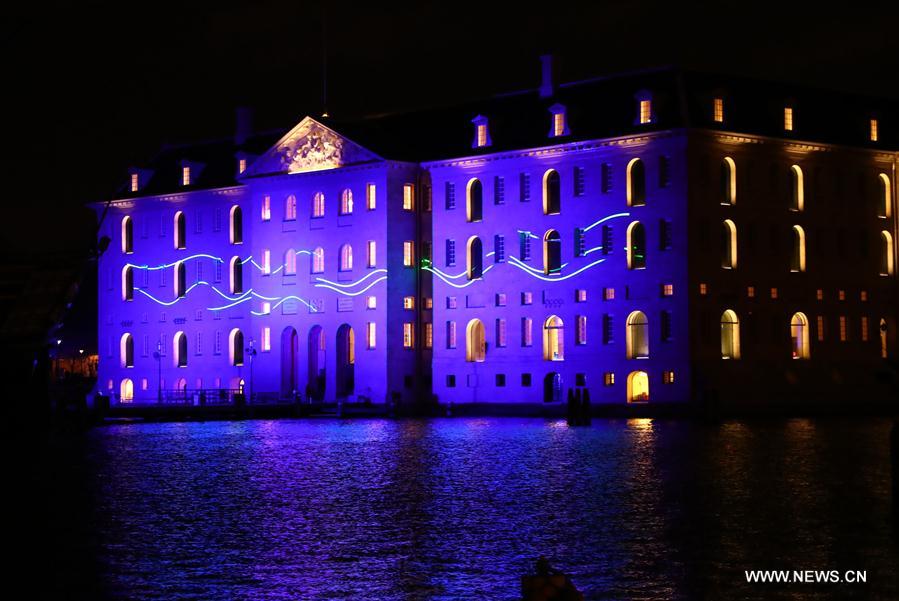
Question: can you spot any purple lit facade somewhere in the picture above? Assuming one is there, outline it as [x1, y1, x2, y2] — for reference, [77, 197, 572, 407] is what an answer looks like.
[95, 69, 899, 409]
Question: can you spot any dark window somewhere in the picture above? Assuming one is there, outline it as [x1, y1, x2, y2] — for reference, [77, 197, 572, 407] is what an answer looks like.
[603, 314, 614, 344]
[496, 374, 506, 387]
[544, 230, 561, 274]
[467, 179, 483, 222]
[422, 241, 432, 262]
[601, 163, 613, 193]
[521, 373, 532, 387]
[576, 373, 587, 386]
[574, 166, 585, 197]
[468, 237, 483, 279]
[446, 239, 456, 267]
[574, 228, 585, 257]
[122, 218, 133, 253]
[404, 375, 413, 389]
[520, 232, 532, 261]
[659, 219, 672, 250]
[544, 170, 561, 214]
[494, 235, 505, 262]
[520, 173, 531, 202]
[445, 182, 456, 210]
[629, 159, 646, 206]
[175, 212, 186, 249]
[176, 262, 186, 298]
[230, 206, 243, 244]
[494, 176, 505, 205]
[629, 222, 647, 269]
[602, 225, 613, 255]
[123, 267, 134, 301]
[446, 375, 456, 388]
[658, 156, 671, 188]
[661, 310, 672, 342]
[177, 334, 188, 367]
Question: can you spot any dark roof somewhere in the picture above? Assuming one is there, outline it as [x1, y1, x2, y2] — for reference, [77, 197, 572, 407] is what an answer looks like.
[114, 68, 898, 200]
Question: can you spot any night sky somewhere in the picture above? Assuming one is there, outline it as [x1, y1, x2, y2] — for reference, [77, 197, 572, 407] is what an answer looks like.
[3, 0, 898, 348]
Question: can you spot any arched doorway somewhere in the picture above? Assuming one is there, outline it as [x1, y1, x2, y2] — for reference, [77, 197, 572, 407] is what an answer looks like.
[543, 315, 564, 361]
[627, 371, 649, 403]
[543, 230, 561, 274]
[721, 310, 741, 359]
[336, 324, 355, 398]
[120, 378, 134, 403]
[307, 326, 326, 401]
[466, 319, 486, 362]
[881, 318, 888, 359]
[281, 327, 299, 397]
[174, 377, 187, 399]
[543, 372, 562, 403]
[791, 312, 810, 359]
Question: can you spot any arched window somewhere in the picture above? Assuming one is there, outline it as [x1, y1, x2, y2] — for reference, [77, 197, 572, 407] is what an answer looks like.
[230, 205, 243, 244]
[284, 249, 297, 275]
[790, 225, 806, 273]
[791, 312, 810, 359]
[627, 371, 649, 403]
[543, 315, 564, 361]
[626, 311, 649, 359]
[543, 230, 561, 275]
[721, 157, 736, 205]
[121, 216, 133, 254]
[174, 331, 188, 367]
[790, 165, 804, 211]
[881, 318, 888, 359]
[174, 211, 186, 249]
[339, 244, 353, 272]
[543, 169, 561, 215]
[466, 236, 483, 280]
[881, 231, 895, 276]
[230, 328, 244, 366]
[879, 174, 892, 218]
[121, 265, 133, 301]
[722, 219, 737, 269]
[466, 319, 486, 362]
[312, 192, 325, 218]
[174, 261, 186, 298]
[120, 378, 134, 402]
[311, 247, 325, 274]
[230, 256, 243, 294]
[340, 189, 353, 215]
[285, 195, 297, 221]
[721, 310, 741, 359]
[120, 333, 134, 368]
[467, 178, 483, 222]
[627, 221, 646, 269]
[627, 158, 646, 206]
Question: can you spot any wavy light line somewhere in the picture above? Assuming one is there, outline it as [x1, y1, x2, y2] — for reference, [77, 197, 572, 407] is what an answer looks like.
[134, 282, 251, 306]
[208, 297, 254, 311]
[313, 269, 388, 288]
[251, 295, 318, 315]
[582, 212, 631, 233]
[583, 246, 604, 256]
[508, 257, 607, 282]
[422, 265, 495, 289]
[508, 257, 569, 275]
[128, 254, 224, 271]
[313, 276, 388, 296]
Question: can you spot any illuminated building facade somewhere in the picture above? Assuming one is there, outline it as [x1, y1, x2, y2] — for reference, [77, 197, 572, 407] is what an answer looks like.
[95, 66, 898, 409]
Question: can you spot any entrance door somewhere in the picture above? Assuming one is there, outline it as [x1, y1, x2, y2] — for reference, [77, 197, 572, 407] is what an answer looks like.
[281, 327, 298, 397]
[544, 372, 562, 403]
[307, 326, 326, 401]
[336, 324, 355, 398]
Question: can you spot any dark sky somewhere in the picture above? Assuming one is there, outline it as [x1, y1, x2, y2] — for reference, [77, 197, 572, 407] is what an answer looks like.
[4, 0, 899, 254]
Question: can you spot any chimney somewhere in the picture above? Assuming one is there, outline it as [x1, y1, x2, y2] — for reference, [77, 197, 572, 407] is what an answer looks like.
[539, 54, 555, 98]
[234, 106, 254, 146]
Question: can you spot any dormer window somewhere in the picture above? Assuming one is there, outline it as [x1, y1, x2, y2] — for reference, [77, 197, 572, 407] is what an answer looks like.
[238, 158, 247, 173]
[784, 106, 794, 131]
[548, 104, 569, 137]
[130, 172, 139, 192]
[182, 166, 191, 186]
[471, 115, 491, 148]
[635, 91, 654, 125]
[713, 97, 724, 123]
[870, 118, 879, 142]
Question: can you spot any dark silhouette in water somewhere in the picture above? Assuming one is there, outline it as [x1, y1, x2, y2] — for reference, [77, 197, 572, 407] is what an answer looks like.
[523, 557, 583, 600]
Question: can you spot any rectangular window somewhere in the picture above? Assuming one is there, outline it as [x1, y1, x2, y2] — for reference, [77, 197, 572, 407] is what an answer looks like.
[214, 331, 222, 355]
[403, 241, 414, 267]
[446, 239, 456, 267]
[817, 315, 825, 342]
[130, 173, 139, 192]
[423, 297, 433, 309]
[496, 318, 507, 347]
[576, 289, 587, 302]
[182, 166, 191, 186]
[603, 314, 614, 344]
[403, 296, 415, 310]
[403, 184, 414, 211]
[522, 373, 532, 387]
[477, 124, 487, 147]
[447, 321, 457, 348]
[262, 249, 271, 275]
[604, 372, 615, 386]
[445, 182, 456, 210]
[713, 97, 724, 122]
[838, 290, 846, 301]
[817, 289, 824, 301]
[770, 287, 778, 299]
[573, 166, 585, 197]
[214, 261, 222, 282]
[861, 316, 869, 341]
[602, 225, 614, 255]
[784, 106, 794, 131]
[519, 232, 532, 261]
[423, 184, 432, 211]
[447, 375, 456, 388]
[403, 323, 414, 348]
[839, 316, 848, 341]
[261, 195, 271, 221]
[261, 301, 271, 315]
[446, 296, 458, 309]
[870, 119, 879, 142]
[553, 112, 565, 136]
[521, 291, 533, 305]
[601, 163, 613, 193]
[142, 335, 149, 357]
[193, 208, 202, 234]
[860, 290, 868, 302]
[604, 287, 615, 301]
[577, 315, 587, 345]
[658, 156, 671, 188]
[367, 322, 376, 349]
[496, 374, 506, 387]
[213, 207, 222, 232]
[367, 241, 376, 268]
[238, 158, 247, 174]
[640, 99, 652, 124]
[520, 173, 531, 202]
[661, 311, 672, 342]
[747, 286, 755, 298]
[574, 228, 585, 257]
[366, 184, 376, 210]
[424, 323, 433, 349]
[700, 283, 708, 295]
[662, 284, 674, 297]
[262, 327, 271, 352]
[663, 371, 675, 384]
[659, 219, 672, 250]
[496, 293, 507, 306]
[366, 295, 377, 309]
[494, 176, 505, 204]
[494, 235, 505, 262]
[522, 317, 533, 347]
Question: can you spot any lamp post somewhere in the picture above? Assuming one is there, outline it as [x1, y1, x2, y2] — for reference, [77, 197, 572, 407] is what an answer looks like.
[245, 338, 257, 403]
[153, 340, 162, 402]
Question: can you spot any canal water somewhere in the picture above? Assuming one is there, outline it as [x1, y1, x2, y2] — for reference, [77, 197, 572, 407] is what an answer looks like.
[40, 418, 899, 599]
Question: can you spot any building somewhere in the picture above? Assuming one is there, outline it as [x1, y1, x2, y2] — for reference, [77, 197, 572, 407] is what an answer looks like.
[94, 62, 899, 410]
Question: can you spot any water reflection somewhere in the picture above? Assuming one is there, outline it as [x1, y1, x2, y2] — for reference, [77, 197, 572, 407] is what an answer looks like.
[62, 418, 899, 600]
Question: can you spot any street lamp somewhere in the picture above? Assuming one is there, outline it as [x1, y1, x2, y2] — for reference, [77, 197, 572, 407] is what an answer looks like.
[245, 338, 257, 403]
[153, 340, 162, 402]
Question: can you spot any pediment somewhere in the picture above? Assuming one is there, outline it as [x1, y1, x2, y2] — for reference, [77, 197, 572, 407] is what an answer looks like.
[244, 117, 382, 176]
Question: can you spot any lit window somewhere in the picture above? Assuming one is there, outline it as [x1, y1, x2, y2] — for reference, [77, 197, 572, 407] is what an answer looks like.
[173, 211, 186, 249]
[817, 315, 825, 341]
[639, 99, 652, 124]
[522, 317, 533, 347]
[121, 265, 133, 301]
[403, 296, 415, 310]
[340, 189, 353, 215]
[721, 220, 737, 269]
[261, 195, 271, 221]
[522, 292, 533, 305]
[403, 184, 414, 211]
[626, 311, 649, 359]
[230, 256, 243, 294]
[771, 287, 778, 299]
[467, 178, 483, 222]
[262, 327, 271, 352]
[816, 289, 824, 301]
[403, 241, 414, 267]
[472, 115, 491, 148]
[477, 123, 488, 147]
[663, 371, 675, 384]
[339, 244, 353, 272]
[576, 315, 587, 345]
[542, 169, 561, 214]
[403, 323, 414, 349]
[284, 249, 296, 275]
[784, 106, 794, 131]
[284, 195, 297, 221]
[366, 184, 376, 210]
[367, 241, 376, 268]
[721, 157, 736, 205]
[447, 321, 457, 349]
[424, 297, 433, 309]
[713, 97, 724, 122]
[747, 286, 755, 298]
[790, 165, 804, 211]
[261, 301, 271, 315]
[228, 330, 244, 366]
[878, 174, 892, 218]
[870, 118, 879, 142]
[238, 158, 247, 174]
[721, 310, 741, 359]
[367, 322, 376, 349]
[604, 372, 615, 386]
[261, 249, 271, 275]
[366, 295, 377, 309]
[861, 316, 869, 342]
[604, 287, 615, 300]
[838, 290, 845, 301]
[121, 216, 133, 254]
[130, 173, 139, 192]
[860, 290, 868, 302]
[626, 158, 646, 206]
[791, 313, 810, 359]
[576, 289, 587, 302]
[881, 231, 895, 276]
[182, 166, 191, 186]
[120, 333, 134, 368]
[662, 284, 674, 297]
[790, 225, 806, 272]
[626, 221, 646, 269]
[700, 283, 708, 295]
[424, 323, 433, 349]
[839, 316, 848, 342]
[311, 247, 324, 274]
[496, 318, 507, 347]
[312, 192, 325, 218]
